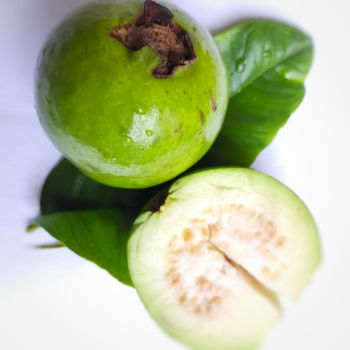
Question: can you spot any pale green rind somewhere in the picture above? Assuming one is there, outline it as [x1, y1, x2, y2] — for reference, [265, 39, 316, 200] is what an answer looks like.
[36, 1, 228, 188]
[128, 168, 321, 349]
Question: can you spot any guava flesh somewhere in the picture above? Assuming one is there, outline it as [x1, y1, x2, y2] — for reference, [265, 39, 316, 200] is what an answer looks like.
[128, 168, 321, 350]
[35, 0, 228, 188]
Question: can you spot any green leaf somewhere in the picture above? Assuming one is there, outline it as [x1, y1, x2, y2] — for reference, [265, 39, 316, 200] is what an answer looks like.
[33, 242, 65, 249]
[209, 20, 313, 166]
[215, 20, 313, 97]
[40, 158, 158, 215]
[34, 209, 134, 286]
[34, 158, 162, 285]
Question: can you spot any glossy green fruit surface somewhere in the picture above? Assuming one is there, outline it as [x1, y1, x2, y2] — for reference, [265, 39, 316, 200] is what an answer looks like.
[36, 0, 228, 188]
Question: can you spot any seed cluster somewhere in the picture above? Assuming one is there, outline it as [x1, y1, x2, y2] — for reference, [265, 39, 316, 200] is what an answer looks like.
[165, 203, 288, 315]
[166, 221, 229, 315]
[211, 204, 288, 283]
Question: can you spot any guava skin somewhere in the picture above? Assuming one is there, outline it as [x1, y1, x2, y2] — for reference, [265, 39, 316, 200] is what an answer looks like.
[36, 1, 228, 188]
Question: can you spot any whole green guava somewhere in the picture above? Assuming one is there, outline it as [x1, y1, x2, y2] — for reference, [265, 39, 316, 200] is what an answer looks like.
[36, 0, 228, 188]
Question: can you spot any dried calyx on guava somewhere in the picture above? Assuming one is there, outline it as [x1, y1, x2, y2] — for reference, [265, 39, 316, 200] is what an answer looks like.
[128, 168, 321, 350]
[110, 0, 196, 78]
[35, 0, 228, 189]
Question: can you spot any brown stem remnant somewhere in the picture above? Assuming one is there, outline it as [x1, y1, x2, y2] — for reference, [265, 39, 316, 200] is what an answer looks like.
[109, 0, 197, 78]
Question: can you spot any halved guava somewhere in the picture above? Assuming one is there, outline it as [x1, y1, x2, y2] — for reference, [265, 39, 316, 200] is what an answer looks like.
[128, 168, 321, 350]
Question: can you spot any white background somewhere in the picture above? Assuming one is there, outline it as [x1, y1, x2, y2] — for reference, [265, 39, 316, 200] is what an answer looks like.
[1, 0, 349, 349]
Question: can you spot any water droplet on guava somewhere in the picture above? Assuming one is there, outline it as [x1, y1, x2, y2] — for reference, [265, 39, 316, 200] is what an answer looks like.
[104, 156, 118, 164]
[125, 136, 132, 144]
[121, 131, 133, 144]
[145, 130, 153, 137]
[137, 106, 147, 115]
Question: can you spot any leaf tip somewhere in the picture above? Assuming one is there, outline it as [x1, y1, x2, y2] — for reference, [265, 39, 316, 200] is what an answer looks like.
[26, 222, 40, 233]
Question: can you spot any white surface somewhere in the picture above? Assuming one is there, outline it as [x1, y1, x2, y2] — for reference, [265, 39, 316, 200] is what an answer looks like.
[1, 0, 349, 349]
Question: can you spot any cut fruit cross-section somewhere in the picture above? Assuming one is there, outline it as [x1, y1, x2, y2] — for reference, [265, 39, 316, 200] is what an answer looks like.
[128, 168, 321, 350]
